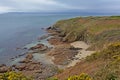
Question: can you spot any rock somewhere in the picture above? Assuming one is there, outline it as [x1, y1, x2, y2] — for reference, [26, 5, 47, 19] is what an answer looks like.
[0, 64, 6, 67]
[15, 65, 26, 71]
[38, 35, 49, 40]
[26, 53, 33, 60]
[23, 47, 27, 50]
[12, 65, 16, 67]
[46, 26, 52, 30]
[10, 57, 14, 60]
[34, 70, 42, 73]
[48, 36, 64, 45]
[48, 44, 78, 65]
[29, 44, 48, 51]
[0, 65, 12, 73]
[70, 47, 83, 50]
[19, 59, 32, 63]
[31, 62, 41, 65]
[18, 53, 26, 57]
[16, 47, 21, 50]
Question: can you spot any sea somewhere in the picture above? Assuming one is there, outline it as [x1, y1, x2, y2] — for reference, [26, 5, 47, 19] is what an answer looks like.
[0, 13, 86, 64]
[0, 12, 118, 64]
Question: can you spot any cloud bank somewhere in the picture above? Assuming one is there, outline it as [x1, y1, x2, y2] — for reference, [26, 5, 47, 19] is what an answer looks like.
[0, 0, 120, 13]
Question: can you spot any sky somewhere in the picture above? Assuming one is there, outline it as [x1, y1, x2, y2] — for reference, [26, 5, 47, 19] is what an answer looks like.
[0, 0, 120, 13]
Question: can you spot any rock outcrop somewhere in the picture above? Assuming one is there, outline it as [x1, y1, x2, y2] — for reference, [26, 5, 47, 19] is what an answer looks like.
[0, 64, 12, 73]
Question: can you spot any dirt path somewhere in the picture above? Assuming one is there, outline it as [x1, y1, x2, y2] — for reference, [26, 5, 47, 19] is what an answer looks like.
[67, 41, 95, 67]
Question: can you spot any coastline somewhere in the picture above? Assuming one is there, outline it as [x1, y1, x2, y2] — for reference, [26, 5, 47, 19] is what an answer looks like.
[0, 25, 95, 79]
[0, 16, 120, 80]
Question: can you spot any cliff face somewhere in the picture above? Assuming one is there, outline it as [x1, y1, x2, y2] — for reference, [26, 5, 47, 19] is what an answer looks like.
[52, 16, 120, 50]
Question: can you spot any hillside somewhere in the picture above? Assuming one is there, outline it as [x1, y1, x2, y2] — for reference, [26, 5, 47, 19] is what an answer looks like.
[52, 16, 120, 50]
[55, 42, 120, 80]
[47, 16, 120, 80]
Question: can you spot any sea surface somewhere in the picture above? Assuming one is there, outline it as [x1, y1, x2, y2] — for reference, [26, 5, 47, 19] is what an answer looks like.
[0, 13, 84, 64]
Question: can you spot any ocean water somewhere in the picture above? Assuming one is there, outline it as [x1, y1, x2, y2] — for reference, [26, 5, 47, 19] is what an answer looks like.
[0, 13, 82, 64]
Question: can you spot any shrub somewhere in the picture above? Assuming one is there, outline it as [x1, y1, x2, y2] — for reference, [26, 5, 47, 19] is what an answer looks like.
[67, 73, 92, 80]
[47, 77, 58, 80]
[0, 71, 33, 80]
[106, 73, 118, 80]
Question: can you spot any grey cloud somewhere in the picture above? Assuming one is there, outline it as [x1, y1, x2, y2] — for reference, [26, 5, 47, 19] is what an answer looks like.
[0, 0, 120, 13]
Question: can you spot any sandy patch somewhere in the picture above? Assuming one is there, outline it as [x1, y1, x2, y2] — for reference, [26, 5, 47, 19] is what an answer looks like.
[67, 41, 95, 67]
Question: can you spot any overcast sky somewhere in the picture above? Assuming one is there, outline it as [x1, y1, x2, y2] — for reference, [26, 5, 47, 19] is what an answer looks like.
[0, 0, 120, 13]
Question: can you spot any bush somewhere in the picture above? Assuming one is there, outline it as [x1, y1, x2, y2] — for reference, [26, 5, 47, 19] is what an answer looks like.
[0, 71, 33, 80]
[67, 73, 92, 80]
[47, 77, 58, 80]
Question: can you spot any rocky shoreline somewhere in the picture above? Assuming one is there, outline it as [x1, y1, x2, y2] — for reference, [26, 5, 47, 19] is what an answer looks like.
[0, 26, 93, 79]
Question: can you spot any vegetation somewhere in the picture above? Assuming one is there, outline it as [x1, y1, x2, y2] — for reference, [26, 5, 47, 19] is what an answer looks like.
[52, 16, 120, 50]
[86, 42, 120, 61]
[67, 73, 92, 80]
[52, 42, 120, 80]
[50, 16, 120, 80]
[86, 42, 120, 80]
[47, 77, 58, 80]
[47, 73, 92, 80]
[0, 71, 33, 80]
[1, 16, 119, 80]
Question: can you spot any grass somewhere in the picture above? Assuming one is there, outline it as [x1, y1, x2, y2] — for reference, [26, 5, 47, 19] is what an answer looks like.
[50, 16, 120, 80]
[52, 16, 120, 50]
[86, 42, 120, 80]
[54, 42, 120, 80]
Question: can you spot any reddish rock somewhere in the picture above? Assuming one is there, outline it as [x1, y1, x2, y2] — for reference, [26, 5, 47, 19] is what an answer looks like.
[26, 53, 33, 60]
[19, 59, 32, 63]
[0, 65, 12, 73]
[29, 44, 48, 51]
[15, 65, 26, 71]
[48, 44, 78, 65]
[48, 36, 65, 45]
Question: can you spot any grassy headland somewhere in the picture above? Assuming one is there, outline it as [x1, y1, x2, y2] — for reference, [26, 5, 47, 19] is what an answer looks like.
[52, 16, 120, 50]
[48, 16, 120, 80]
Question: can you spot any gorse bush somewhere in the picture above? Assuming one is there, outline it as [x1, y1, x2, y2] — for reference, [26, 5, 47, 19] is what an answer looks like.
[47, 73, 92, 80]
[47, 77, 58, 80]
[67, 73, 92, 80]
[86, 42, 120, 61]
[87, 42, 120, 80]
[0, 71, 33, 80]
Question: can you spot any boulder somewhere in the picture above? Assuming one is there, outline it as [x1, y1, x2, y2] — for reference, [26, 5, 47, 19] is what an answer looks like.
[0, 65, 12, 73]
[15, 65, 26, 71]
[26, 53, 33, 60]
[0, 64, 6, 67]
[19, 59, 32, 63]
[29, 44, 48, 51]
